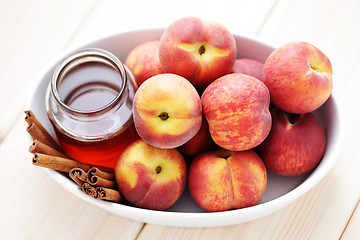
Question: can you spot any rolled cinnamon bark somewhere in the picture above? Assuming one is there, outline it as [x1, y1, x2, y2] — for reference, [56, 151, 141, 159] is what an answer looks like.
[88, 167, 115, 180]
[93, 187, 122, 202]
[87, 175, 116, 189]
[24, 110, 63, 152]
[69, 168, 88, 186]
[86, 167, 116, 188]
[32, 153, 96, 173]
[26, 123, 62, 152]
[25, 110, 48, 134]
[29, 140, 67, 158]
[32, 153, 115, 173]
[82, 183, 95, 195]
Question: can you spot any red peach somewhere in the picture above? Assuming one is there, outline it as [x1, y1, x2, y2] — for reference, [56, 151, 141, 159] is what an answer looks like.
[232, 58, 264, 81]
[125, 40, 164, 85]
[257, 108, 326, 176]
[263, 41, 333, 114]
[201, 73, 271, 151]
[177, 116, 218, 158]
[159, 16, 236, 90]
[188, 149, 267, 212]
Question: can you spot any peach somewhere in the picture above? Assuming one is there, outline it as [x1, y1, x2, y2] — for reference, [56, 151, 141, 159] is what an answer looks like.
[125, 40, 164, 85]
[232, 58, 264, 81]
[263, 41, 333, 114]
[257, 108, 326, 176]
[177, 116, 218, 159]
[188, 149, 267, 212]
[133, 73, 202, 149]
[115, 139, 187, 210]
[201, 73, 272, 151]
[159, 16, 236, 90]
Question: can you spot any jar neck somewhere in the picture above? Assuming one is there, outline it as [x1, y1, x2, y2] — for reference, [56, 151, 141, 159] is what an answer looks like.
[51, 48, 128, 117]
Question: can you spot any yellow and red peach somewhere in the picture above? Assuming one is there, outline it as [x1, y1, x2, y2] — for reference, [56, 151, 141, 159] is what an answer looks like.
[133, 73, 202, 149]
[188, 149, 267, 212]
[263, 41, 333, 114]
[201, 73, 271, 151]
[159, 16, 236, 91]
[125, 40, 164, 85]
[115, 139, 187, 210]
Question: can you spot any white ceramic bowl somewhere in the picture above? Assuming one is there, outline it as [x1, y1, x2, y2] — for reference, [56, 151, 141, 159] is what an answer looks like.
[26, 29, 341, 227]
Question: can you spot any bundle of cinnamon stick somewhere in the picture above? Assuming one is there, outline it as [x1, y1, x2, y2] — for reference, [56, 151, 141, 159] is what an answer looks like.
[25, 110, 122, 203]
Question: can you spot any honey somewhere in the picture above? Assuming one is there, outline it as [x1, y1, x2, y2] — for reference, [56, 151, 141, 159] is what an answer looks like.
[46, 49, 139, 169]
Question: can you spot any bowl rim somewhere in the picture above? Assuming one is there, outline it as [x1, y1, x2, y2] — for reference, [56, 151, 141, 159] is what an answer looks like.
[26, 28, 342, 228]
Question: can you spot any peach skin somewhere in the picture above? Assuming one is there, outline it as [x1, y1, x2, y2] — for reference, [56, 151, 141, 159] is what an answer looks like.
[201, 73, 271, 151]
[133, 73, 202, 149]
[263, 41, 333, 114]
[125, 40, 164, 86]
[159, 16, 236, 91]
[116, 139, 187, 210]
[188, 149, 267, 212]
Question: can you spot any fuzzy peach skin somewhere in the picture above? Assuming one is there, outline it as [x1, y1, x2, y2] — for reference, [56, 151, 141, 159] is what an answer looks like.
[188, 149, 267, 212]
[232, 58, 264, 81]
[257, 108, 326, 176]
[159, 16, 236, 90]
[115, 139, 187, 210]
[133, 73, 202, 149]
[263, 41, 333, 114]
[201, 73, 271, 151]
[125, 40, 164, 86]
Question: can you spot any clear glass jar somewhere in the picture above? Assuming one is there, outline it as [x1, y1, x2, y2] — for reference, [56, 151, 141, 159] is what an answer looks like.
[46, 48, 139, 169]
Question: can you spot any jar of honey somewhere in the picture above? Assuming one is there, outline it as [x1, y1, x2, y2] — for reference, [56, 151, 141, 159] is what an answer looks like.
[46, 48, 139, 169]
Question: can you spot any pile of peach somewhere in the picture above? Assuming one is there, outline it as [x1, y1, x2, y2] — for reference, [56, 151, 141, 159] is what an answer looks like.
[115, 17, 333, 212]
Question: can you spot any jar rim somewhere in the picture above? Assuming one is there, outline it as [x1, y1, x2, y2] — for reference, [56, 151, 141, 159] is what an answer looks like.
[51, 48, 127, 116]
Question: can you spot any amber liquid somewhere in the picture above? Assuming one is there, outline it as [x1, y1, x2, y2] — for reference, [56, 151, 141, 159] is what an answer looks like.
[51, 62, 139, 169]
[53, 122, 139, 169]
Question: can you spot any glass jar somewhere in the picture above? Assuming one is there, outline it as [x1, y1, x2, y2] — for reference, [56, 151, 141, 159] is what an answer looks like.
[46, 48, 139, 169]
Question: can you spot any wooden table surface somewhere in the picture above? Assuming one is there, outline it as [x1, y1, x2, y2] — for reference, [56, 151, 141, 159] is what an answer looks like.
[1, 0, 360, 239]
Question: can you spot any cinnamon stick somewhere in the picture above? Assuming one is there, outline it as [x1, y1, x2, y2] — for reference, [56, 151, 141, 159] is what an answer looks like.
[33, 153, 97, 173]
[69, 168, 88, 186]
[88, 167, 115, 180]
[29, 140, 67, 158]
[32, 153, 114, 173]
[81, 183, 121, 202]
[86, 167, 116, 188]
[26, 122, 62, 152]
[87, 175, 116, 189]
[26, 110, 121, 203]
[82, 183, 95, 195]
[24, 110, 48, 134]
[24, 110, 62, 151]
[93, 186, 122, 202]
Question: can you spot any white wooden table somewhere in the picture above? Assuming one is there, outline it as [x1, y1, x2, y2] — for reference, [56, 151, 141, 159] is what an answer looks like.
[1, 0, 360, 239]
